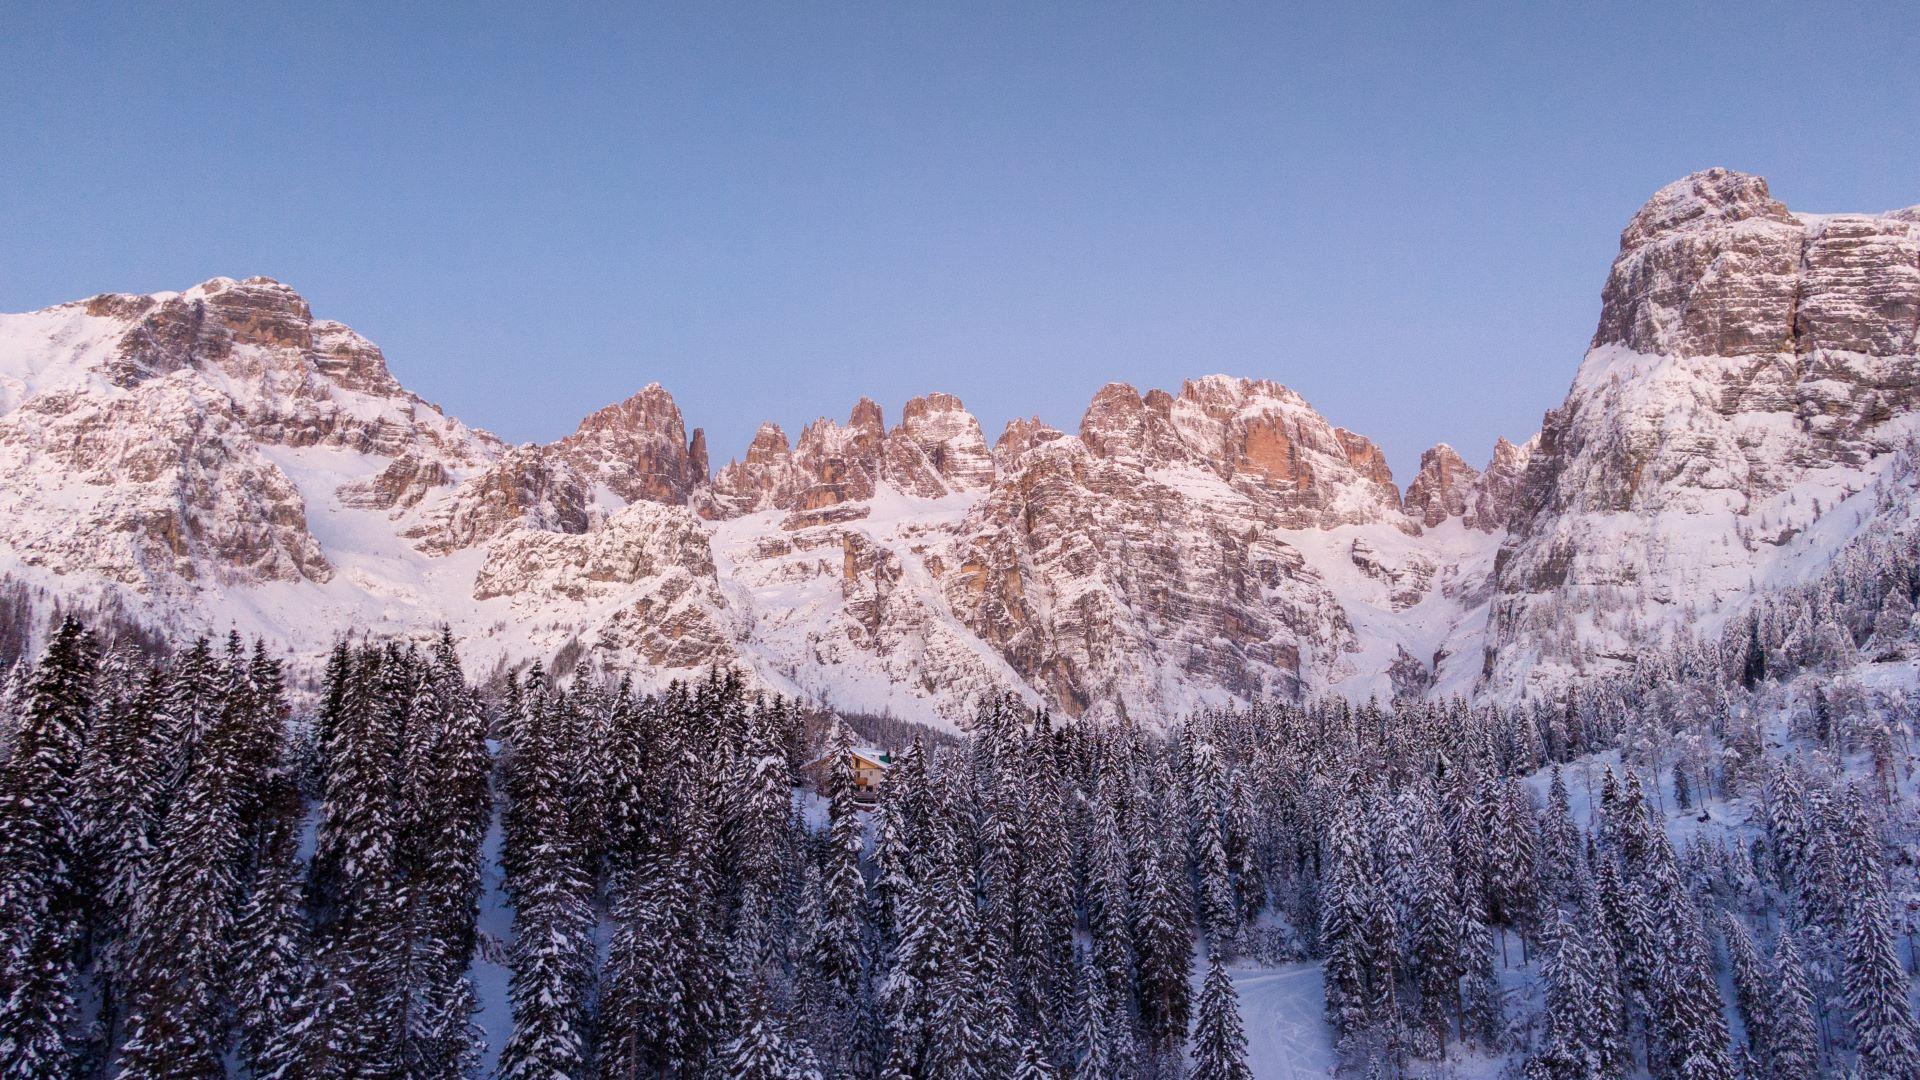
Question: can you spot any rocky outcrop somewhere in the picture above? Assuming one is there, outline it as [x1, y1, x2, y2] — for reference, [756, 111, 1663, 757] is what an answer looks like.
[706, 393, 996, 520]
[1079, 376, 1405, 528]
[1468, 437, 1532, 531]
[898, 393, 995, 491]
[935, 376, 1415, 721]
[1404, 445, 1478, 528]
[415, 446, 589, 554]
[554, 383, 705, 506]
[1488, 170, 1920, 693]
[993, 416, 1065, 469]
[1403, 439, 1532, 532]
[0, 381, 331, 593]
[705, 422, 797, 518]
[472, 501, 734, 669]
[1594, 168, 1920, 359]
[9, 171, 1914, 722]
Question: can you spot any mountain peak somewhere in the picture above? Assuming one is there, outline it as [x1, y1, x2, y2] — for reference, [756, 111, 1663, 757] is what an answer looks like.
[1618, 168, 1792, 249]
[1596, 169, 1920, 358]
[556, 382, 697, 506]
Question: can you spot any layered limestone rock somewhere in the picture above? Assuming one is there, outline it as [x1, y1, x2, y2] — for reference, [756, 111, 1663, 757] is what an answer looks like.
[706, 393, 995, 522]
[935, 376, 1421, 721]
[0, 276, 494, 612]
[898, 392, 995, 491]
[1081, 376, 1405, 529]
[992, 416, 1065, 469]
[553, 383, 706, 506]
[414, 446, 589, 554]
[472, 501, 735, 671]
[0, 380, 330, 593]
[1403, 445, 1479, 528]
[705, 421, 799, 518]
[1468, 437, 1532, 531]
[1594, 168, 1920, 360]
[12, 170, 1911, 723]
[1488, 170, 1920, 693]
[1402, 439, 1533, 532]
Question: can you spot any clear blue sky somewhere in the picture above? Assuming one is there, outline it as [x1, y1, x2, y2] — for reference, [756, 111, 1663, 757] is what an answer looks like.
[5, 3, 1917, 480]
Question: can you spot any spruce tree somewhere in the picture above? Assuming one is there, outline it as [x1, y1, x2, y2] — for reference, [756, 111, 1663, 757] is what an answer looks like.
[1190, 950, 1252, 1080]
[1641, 833, 1734, 1080]
[1769, 930, 1820, 1080]
[1722, 915, 1775, 1076]
[1836, 795, 1920, 1079]
[811, 724, 865, 997]
[1321, 795, 1379, 1038]
[499, 675, 595, 1080]
[721, 986, 822, 1080]
[1131, 810, 1194, 1051]
[116, 655, 250, 1077]
[0, 617, 97, 1076]
[232, 768, 310, 1078]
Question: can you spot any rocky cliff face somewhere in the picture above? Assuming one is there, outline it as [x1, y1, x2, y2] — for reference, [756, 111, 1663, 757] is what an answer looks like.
[3, 170, 1912, 721]
[1486, 169, 1920, 694]
[1403, 439, 1531, 532]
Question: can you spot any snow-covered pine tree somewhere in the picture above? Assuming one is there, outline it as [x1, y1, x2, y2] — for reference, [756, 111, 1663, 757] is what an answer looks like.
[719, 706, 799, 978]
[1190, 950, 1252, 1080]
[1482, 776, 1539, 963]
[499, 671, 595, 1080]
[116, 650, 251, 1077]
[1011, 1038, 1055, 1080]
[1187, 741, 1238, 945]
[232, 762, 310, 1078]
[1458, 893, 1503, 1049]
[1321, 792, 1379, 1038]
[1084, 802, 1135, 1016]
[1640, 831, 1734, 1080]
[1070, 952, 1120, 1080]
[396, 631, 489, 1078]
[811, 723, 865, 998]
[1835, 790, 1920, 1079]
[0, 616, 96, 1076]
[1408, 827, 1462, 1046]
[1534, 907, 1613, 1079]
[1131, 791, 1194, 1053]
[721, 985, 823, 1080]
[879, 852, 961, 1079]
[1011, 753, 1075, 1045]
[1769, 929, 1820, 1080]
[1537, 766, 1580, 903]
[1722, 914, 1776, 1077]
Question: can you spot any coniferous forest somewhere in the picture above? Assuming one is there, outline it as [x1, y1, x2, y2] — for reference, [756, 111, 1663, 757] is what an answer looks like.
[1, 542, 1919, 1080]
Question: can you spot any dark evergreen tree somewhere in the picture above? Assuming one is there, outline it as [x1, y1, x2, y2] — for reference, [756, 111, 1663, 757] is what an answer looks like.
[232, 762, 309, 1078]
[1190, 950, 1252, 1080]
[116, 651, 251, 1078]
[0, 617, 96, 1076]
[499, 671, 595, 1080]
[1769, 930, 1820, 1080]
[1835, 793, 1920, 1079]
[1131, 804, 1194, 1052]
[1723, 915, 1775, 1077]
[811, 724, 866, 998]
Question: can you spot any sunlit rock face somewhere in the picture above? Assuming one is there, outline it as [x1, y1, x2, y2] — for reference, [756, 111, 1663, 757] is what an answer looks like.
[4, 169, 1916, 723]
[1486, 170, 1920, 695]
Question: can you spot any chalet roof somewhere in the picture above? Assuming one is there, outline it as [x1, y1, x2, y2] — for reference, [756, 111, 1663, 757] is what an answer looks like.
[800, 746, 895, 771]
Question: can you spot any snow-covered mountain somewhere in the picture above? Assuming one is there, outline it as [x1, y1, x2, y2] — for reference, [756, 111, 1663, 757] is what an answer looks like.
[1, 169, 1913, 725]
[1487, 168, 1920, 696]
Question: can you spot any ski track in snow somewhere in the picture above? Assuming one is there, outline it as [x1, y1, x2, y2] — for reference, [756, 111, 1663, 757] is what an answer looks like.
[1219, 963, 1338, 1078]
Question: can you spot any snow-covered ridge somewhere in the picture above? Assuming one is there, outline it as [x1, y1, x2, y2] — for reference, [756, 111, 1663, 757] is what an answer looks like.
[2, 169, 1916, 723]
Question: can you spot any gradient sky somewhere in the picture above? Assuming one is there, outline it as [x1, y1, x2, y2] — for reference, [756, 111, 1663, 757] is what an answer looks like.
[5, 3, 1918, 481]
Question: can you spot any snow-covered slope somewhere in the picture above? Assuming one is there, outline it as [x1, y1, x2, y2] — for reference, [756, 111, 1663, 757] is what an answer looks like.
[1486, 170, 1920, 697]
[2, 170, 1914, 724]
